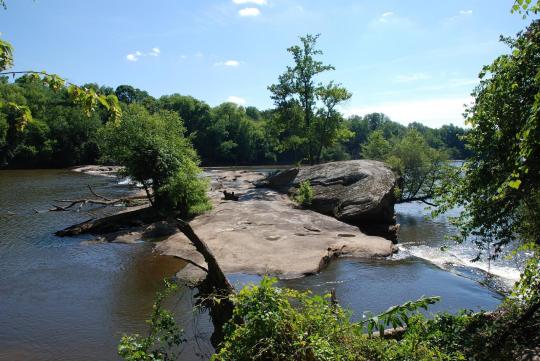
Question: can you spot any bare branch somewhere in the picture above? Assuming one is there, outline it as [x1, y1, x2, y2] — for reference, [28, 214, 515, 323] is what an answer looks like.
[87, 185, 112, 201]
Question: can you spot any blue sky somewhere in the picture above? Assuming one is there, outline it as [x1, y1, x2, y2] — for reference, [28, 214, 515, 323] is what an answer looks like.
[0, 0, 535, 127]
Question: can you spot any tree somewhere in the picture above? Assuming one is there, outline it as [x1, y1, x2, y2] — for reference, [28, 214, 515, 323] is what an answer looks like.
[99, 104, 210, 217]
[313, 82, 352, 162]
[361, 129, 449, 204]
[360, 130, 391, 160]
[437, 20, 540, 252]
[268, 34, 350, 164]
[387, 130, 449, 204]
[0, 28, 121, 166]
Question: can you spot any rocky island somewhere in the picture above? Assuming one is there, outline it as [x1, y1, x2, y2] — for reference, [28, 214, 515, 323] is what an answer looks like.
[63, 161, 399, 284]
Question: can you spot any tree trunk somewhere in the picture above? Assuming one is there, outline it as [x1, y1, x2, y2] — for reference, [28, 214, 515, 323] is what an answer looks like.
[175, 219, 235, 349]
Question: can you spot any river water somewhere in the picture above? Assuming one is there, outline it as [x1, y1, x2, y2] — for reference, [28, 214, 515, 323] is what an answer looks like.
[0, 169, 516, 361]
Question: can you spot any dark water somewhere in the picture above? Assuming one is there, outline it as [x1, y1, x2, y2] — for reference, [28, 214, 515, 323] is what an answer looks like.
[0, 170, 188, 361]
[0, 170, 507, 361]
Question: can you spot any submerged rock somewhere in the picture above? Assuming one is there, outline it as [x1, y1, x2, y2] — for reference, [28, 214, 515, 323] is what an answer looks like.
[261, 160, 399, 241]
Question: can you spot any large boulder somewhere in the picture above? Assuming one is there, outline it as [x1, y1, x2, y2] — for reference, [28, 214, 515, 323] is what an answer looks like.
[261, 160, 399, 241]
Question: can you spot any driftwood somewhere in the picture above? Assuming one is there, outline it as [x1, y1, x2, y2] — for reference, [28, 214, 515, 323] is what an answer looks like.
[55, 206, 160, 236]
[36, 185, 150, 214]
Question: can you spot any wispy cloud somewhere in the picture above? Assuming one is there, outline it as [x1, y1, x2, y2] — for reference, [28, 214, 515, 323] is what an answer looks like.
[371, 11, 415, 28]
[444, 9, 474, 23]
[214, 60, 241, 67]
[232, 0, 267, 5]
[378, 11, 394, 22]
[227, 96, 247, 105]
[238, 7, 261, 16]
[395, 72, 431, 83]
[125, 48, 160, 62]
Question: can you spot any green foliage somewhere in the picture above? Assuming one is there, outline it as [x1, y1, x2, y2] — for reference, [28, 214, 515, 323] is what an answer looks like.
[0, 74, 470, 169]
[268, 34, 351, 164]
[435, 21, 540, 255]
[118, 280, 184, 361]
[294, 180, 314, 207]
[512, 0, 540, 16]
[387, 130, 450, 203]
[360, 127, 450, 203]
[0, 36, 13, 72]
[99, 104, 210, 216]
[362, 296, 440, 336]
[361, 130, 391, 160]
[213, 277, 452, 361]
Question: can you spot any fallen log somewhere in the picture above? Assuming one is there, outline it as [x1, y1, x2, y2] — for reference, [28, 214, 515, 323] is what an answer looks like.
[55, 206, 160, 236]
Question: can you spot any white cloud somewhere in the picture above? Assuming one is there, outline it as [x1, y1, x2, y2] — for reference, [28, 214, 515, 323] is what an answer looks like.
[215, 60, 241, 67]
[459, 9, 473, 15]
[126, 54, 138, 62]
[227, 96, 247, 105]
[395, 72, 431, 83]
[232, 0, 267, 5]
[126, 50, 142, 62]
[195, 51, 204, 58]
[125, 48, 160, 62]
[343, 97, 473, 128]
[238, 7, 261, 16]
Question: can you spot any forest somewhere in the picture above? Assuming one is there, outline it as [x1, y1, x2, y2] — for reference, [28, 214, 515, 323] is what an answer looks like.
[0, 75, 471, 169]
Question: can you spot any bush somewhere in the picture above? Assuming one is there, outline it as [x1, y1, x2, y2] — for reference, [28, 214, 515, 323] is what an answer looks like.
[213, 277, 454, 361]
[294, 180, 314, 207]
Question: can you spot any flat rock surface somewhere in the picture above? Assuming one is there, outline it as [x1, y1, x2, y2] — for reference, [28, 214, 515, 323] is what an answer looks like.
[155, 169, 395, 281]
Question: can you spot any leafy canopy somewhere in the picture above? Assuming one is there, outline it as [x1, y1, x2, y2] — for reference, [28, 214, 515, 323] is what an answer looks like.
[99, 104, 210, 217]
[268, 34, 351, 164]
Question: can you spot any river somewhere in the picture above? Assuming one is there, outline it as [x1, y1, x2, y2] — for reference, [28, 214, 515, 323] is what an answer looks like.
[0, 169, 515, 361]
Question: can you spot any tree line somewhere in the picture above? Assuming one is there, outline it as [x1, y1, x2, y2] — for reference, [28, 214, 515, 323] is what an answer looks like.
[0, 76, 470, 169]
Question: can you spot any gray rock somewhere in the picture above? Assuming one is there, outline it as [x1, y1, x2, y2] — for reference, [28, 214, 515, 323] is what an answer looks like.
[155, 169, 396, 283]
[264, 160, 399, 240]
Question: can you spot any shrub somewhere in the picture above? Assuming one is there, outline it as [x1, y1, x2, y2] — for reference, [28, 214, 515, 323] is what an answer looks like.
[294, 180, 314, 207]
[212, 277, 453, 361]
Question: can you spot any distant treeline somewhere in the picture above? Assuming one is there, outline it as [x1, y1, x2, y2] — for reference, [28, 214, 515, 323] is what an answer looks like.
[0, 76, 471, 168]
